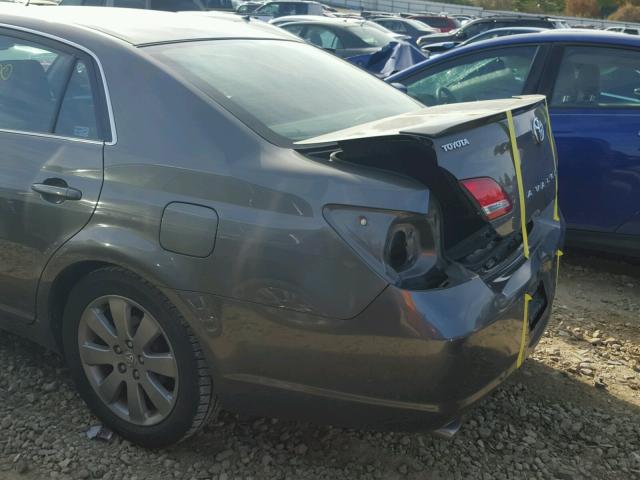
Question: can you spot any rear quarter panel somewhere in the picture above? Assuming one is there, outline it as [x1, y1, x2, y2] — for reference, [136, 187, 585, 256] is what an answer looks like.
[39, 42, 432, 321]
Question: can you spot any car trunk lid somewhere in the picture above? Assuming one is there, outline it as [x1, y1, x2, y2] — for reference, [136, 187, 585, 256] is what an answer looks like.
[297, 95, 558, 276]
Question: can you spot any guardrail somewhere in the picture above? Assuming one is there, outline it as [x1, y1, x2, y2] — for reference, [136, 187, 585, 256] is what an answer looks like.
[324, 0, 640, 29]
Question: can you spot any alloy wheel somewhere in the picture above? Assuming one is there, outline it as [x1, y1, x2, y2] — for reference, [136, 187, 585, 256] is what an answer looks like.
[77, 295, 179, 426]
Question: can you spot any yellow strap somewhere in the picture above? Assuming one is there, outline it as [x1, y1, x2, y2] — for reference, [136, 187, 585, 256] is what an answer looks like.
[506, 110, 529, 259]
[517, 293, 533, 368]
[543, 100, 561, 222]
[555, 249, 564, 286]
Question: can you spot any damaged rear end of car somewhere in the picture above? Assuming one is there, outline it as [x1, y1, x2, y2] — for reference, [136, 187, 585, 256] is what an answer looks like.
[283, 95, 564, 430]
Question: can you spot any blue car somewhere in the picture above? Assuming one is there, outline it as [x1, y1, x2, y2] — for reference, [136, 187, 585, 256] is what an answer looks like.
[388, 30, 640, 256]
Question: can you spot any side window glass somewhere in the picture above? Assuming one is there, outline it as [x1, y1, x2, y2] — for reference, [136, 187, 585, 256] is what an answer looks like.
[388, 21, 406, 33]
[54, 61, 100, 140]
[303, 26, 342, 50]
[462, 23, 485, 38]
[404, 46, 538, 106]
[0, 36, 70, 134]
[281, 24, 305, 36]
[292, 3, 308, 14]
[551, 46, 640, 109]
[278, 3, 299, 16]
[256, 3, 278, 15]
[491, 22, 510, 30]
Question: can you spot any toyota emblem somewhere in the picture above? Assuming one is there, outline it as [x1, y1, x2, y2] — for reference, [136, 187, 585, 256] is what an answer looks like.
[532, 116, 545, 144]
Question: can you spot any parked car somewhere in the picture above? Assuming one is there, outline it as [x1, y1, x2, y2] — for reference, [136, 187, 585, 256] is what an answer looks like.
[250, 0, 323, 21]
[605, 26, 639, 35]
[417, 16, 567, 47]
[0, 5, 562, 448]
[270, 14, 334, 25]
[407, 14, 460, 32]
[370, 16, 437, 45]
[58, 0, 207, 9]
[388, 30, 640, 256]
[423, 27, 547, 56]
[272, 15, 407, 41]
[451, 13, 475, 25]
[278, 17, 399, 58]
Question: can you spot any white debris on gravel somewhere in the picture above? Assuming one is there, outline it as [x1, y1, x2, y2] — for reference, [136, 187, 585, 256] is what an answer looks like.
[0, 252, 639, 480]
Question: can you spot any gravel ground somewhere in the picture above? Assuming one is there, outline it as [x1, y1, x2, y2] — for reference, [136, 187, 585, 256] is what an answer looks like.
[0, 251, 639, 480]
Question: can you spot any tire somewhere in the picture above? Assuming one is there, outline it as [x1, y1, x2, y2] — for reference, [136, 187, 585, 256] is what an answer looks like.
[62, 267, 218, 448]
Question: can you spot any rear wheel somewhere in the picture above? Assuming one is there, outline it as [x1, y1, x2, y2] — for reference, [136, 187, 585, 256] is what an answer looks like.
[62, 267, 218, 448]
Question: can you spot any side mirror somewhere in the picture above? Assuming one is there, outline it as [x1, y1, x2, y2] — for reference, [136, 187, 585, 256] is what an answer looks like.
[390, 82, 408, 94]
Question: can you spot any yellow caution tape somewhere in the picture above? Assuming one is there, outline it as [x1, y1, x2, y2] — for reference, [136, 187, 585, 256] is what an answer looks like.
[543, 100, 561, 222]
[556, 249, 563, 286]
[517, 293, 533, 368]
[506, 110, 529, 259]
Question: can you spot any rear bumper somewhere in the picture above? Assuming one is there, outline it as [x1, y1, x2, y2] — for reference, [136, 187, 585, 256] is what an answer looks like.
[170, 210, 563, 430]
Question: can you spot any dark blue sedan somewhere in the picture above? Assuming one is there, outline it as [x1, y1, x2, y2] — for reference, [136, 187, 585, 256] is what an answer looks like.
[388, 30, 640, 256]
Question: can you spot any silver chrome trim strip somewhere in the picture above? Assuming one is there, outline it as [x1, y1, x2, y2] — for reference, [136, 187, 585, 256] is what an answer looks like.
[0, 22, 118, 146]
[0, 127, 103, 145]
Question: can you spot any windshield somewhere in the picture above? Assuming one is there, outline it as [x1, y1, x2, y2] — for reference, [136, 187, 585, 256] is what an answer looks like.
[147, 39, 419, 143]
[346, 25, 394, 47]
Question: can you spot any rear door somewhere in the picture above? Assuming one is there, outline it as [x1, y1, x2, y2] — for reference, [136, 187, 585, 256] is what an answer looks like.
[0, 30, 108, 323]
[544, 44, 640, 233]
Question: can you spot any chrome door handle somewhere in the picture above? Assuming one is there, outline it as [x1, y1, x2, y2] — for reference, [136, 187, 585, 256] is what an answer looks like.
[31, 183, 83, 201]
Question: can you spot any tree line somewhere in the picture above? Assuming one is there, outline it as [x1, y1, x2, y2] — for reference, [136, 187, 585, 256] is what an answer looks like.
[447, 0, 640, 22]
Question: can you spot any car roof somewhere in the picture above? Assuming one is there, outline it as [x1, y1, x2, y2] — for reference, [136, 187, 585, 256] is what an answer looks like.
[470, 26, 548, 35]
[271, 14, 327, 22]
[482, 26, 547, 31]
[468, 16, 552, 23]
[279, 17, 372, 27]
[0, 5, 296, 46]
[388, 29, 640, 81]
[409, 14, 454, 19]
[371, 16, 432, 25]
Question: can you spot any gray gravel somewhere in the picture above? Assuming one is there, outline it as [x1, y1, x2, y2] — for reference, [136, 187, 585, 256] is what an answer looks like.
[0, 252, 639, 480]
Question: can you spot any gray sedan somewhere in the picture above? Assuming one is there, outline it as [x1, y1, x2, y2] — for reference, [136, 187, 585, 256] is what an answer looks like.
[0, 6, 562, 447]
[278, 18, 398, 58]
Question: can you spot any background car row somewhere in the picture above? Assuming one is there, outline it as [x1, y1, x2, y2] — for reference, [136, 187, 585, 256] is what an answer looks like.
[387, 30, 640, 256]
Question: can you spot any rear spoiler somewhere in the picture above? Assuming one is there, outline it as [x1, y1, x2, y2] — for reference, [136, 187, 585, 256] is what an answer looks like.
[295, 95, 547, 147]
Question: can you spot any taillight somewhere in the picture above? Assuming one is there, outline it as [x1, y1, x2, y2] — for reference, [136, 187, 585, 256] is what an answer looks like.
[460, 177, 512, 221]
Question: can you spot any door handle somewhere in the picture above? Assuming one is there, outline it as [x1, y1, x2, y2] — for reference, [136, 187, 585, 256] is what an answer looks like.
[32, 182, 82, 202]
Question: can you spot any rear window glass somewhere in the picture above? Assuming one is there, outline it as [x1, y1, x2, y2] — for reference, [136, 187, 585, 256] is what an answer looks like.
[345, 25, 392, 47]
[146, 39, 419, 143]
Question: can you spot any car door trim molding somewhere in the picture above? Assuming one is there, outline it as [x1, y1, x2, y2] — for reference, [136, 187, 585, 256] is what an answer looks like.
[0, 23, 117, 146]
[0, 127, 104, 145]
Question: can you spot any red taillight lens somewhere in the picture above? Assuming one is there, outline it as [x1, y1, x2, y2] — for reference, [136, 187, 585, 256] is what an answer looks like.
[460, 177, 513, 221]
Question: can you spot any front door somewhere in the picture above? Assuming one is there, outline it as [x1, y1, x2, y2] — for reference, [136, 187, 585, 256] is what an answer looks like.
[0, 31, 108, 323]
